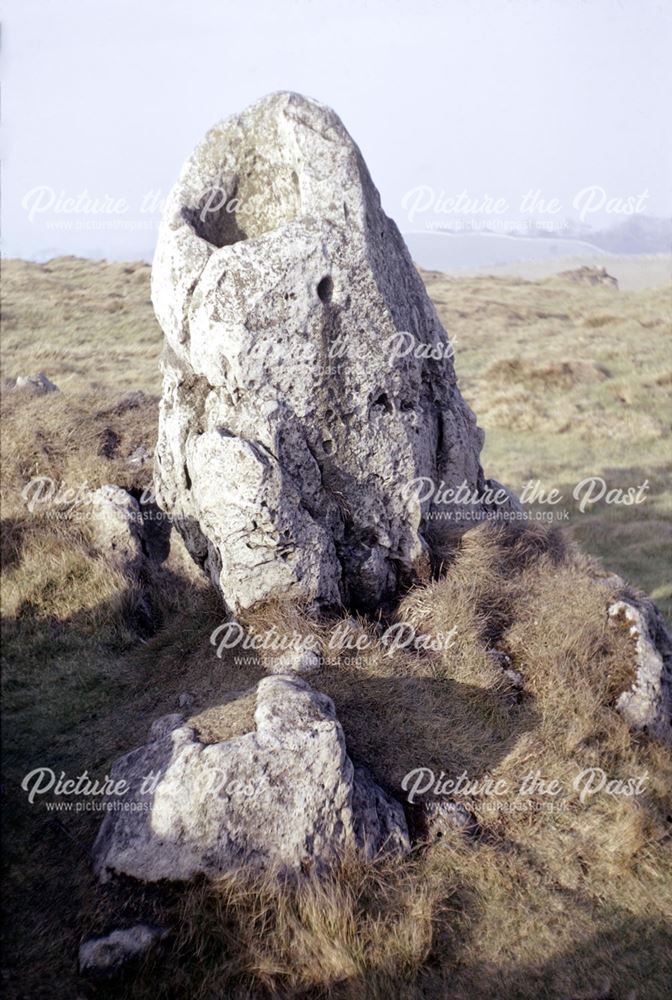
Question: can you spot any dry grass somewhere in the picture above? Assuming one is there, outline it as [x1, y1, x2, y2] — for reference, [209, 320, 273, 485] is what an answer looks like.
[33, 520, 667, 1000]
[1, 257, 671, 998]
[189, 692, 258, 744]
[1, 256, 159, 394]
[422, 265, 672, 618]
[78, 854, 447, 1000]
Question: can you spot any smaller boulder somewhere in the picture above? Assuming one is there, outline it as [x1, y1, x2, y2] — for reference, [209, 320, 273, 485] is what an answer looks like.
[609, 597, 672, 741]
[126, 443, 151, 470]
[12, 372, 59, 394]
[92, 675, 410, 882]
[89, 485, 146, 578]
[421, 800, 480, 842]
[87, 485, 172, 637]
[88, 485, 171, 576]
[79, 924, 167, 976]
[267, 649, 321, 674]
[176, 691, 196, 711]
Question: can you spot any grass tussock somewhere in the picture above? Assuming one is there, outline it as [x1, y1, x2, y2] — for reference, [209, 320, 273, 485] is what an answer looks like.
[80, 855, 447, 999]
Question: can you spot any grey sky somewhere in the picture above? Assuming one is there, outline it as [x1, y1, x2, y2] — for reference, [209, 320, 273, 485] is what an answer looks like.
[2, 0, 671, 260]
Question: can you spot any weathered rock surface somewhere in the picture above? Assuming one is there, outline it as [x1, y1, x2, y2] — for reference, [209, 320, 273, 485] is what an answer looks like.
[152, 91, 508, 613]
[89, 485, 148, 577]
[79, 924, 166, 976]
[88, 485, 171, 576]
[92, 674, 409, 881]
[87, 484, 173, 636]
[609, 597, 672, 740]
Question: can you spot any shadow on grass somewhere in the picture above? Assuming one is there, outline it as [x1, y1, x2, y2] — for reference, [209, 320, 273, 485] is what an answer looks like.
[1, 567, 668, 1000]
[420, 909, 672, 999]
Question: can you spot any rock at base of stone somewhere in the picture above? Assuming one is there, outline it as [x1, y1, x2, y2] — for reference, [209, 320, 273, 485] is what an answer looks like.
[92, 674, 409, 882]
[88, 485, 148, 578]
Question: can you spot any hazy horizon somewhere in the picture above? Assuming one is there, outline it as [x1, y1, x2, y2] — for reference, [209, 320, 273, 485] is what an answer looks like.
[2, 0, 671, 262]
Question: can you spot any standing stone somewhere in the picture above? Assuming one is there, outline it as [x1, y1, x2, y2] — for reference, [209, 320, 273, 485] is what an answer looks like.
[152, 91, 502, 613]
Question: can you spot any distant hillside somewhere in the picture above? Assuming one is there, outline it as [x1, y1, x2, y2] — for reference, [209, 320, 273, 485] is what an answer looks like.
[529, 215, 672, 254]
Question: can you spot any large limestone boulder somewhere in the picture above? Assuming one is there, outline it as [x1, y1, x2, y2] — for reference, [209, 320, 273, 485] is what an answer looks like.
[152, 91, 503, 613]
[92, 674, 409, 882]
